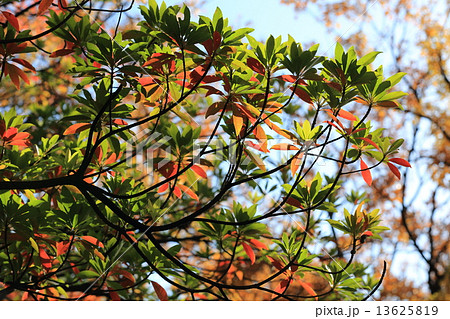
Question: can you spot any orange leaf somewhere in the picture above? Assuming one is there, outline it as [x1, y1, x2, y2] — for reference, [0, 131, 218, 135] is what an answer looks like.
[290, 86, 312, 104]
[63, 123, 91, 135]
[242, 242, 255, 264]
[389, 157, 411, 167]
[177, 184, 199, 201]
[21, 292, 29, 301]
[271, 143, 299, 151]
[2, 11, 20, 31]
[362, 230, 373, 237]
[56, 241, 70, 256]
[232, 113, 244, 136]
[247, 238, 268, 250]
[81, 236, 104, 248]
[253, 125, 267, 141]
[151, 281, 168, 301]
[277, 74, 306, 84]
[355, 97, 369, 105]
[360, 158, 372, 186]
[336, 109, 357, 121]
[290, 153, 303, 176]
[191, 165, 207, 178]
[272, 278, 290, 299]
[247, 57, 265, 75]
[50, 48, 75, 57]
[38, 0, 53, 16]
[112, 119, 128, 125]
[39, 247, 52, 271]
[298, 280, 318, 300]
[157, 182, 169, 193]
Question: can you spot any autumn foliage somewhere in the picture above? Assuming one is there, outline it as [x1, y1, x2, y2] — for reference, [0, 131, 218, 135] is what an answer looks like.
[0, 1, 412, 300]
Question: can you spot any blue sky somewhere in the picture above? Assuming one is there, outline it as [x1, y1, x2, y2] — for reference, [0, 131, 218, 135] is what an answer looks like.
[157, 0, 337, 53]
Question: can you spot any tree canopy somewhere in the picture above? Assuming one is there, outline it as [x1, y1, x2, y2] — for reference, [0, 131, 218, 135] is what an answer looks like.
[0, 0, 412, 300]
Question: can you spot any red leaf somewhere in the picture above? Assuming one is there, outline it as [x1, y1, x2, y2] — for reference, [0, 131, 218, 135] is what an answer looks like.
[0, 120, 6, 137]
[57, 0, 68, 10]
[81, 236, 104, 248]
[298, 280, 318, 300]
[212, 31, 221, 51]
[173, 186, 182, 198]
[109, 290, 121, 301]
[389, 157, 411, 167]
[247, 238, 268, 250]
[151, 281, 168, 301]
[50, 49, 75, 57]
[116, 269, 136, 284]
[360, 158, 372, 186]
[5, 63, 23, 89]
[11, 59, 35, 73]
[290, 86, 313, 104]
[70, 262, 80, 274]
[325, 80, 342, 92]
[387, 162, 401, 179]
[277, 74, 298, 83]
[247, 57, 265, 75]
[38, 0, 53, 16]
[356, 137, 380, 150]
[267, 256, 284, 271]
[362, 230, 373, 237]
[191, 165, 207, 178]
[284, 196, 304, 209]
[1, 11, 20, 31]
[242, 242, 255, 264]
[63, 123, 91, 135]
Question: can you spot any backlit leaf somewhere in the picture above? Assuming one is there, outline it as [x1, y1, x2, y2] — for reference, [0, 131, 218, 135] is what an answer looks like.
[360, 158, 372, 186]
[387, 162, 401, 180]
[151, 281, 168, 301]
[389, 157, 411, 167]
[242, 242, 256, 264]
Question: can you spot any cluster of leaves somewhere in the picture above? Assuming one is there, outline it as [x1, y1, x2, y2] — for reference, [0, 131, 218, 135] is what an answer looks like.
[0, 1, 410, 300]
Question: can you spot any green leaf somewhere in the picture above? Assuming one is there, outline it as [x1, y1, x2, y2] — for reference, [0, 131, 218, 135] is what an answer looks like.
[78, 270, 100, 279]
